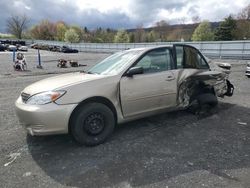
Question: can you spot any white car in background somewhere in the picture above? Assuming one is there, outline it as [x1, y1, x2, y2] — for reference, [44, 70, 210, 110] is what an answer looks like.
[18, 45, 28, 52]
[246, 62, 250, 78]
[8, 45, 17, 51]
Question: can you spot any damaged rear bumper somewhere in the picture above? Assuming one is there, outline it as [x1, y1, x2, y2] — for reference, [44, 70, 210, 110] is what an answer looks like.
[214, 79, 234, 97]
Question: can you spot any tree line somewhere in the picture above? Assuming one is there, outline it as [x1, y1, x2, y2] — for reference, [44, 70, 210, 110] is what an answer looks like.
[5, 4, 250, 43]
[191, 4, 250, 41]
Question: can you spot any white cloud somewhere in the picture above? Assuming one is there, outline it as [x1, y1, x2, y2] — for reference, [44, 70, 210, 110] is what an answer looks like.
[193, 0, 249, 21]
[0, 0, 249, 32]
[76, 0, 131, 14]
[25, 5, 31, 10]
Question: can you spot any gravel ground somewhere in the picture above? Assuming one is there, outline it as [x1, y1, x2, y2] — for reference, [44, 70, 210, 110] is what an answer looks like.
[0, 49, 110, 77]
[0, 49, 250, 188]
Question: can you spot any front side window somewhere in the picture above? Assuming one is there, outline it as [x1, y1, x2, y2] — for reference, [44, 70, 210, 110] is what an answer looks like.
[134, 48, 173, 74]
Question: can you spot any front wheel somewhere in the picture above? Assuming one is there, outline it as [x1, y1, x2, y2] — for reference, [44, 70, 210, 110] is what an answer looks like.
[70, 103, 115, 146]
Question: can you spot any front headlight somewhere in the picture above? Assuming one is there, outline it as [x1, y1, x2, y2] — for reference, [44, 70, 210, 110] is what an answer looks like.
[26, 90, 66, 105]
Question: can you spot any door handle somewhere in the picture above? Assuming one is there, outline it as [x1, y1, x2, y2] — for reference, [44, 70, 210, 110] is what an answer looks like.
[165, 75, 175, 81]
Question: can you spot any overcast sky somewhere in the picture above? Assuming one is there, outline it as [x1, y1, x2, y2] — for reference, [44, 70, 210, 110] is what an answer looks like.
[0, 0, 249, 32]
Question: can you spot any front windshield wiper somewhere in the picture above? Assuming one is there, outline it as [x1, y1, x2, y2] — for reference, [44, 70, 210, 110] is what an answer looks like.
[87, 71, 93, 74]
[86, 71, 99, 74]
[80, 70, 96, 74]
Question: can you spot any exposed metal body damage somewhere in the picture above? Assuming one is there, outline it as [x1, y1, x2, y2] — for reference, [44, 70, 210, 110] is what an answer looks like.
[177, 62, 234, 108]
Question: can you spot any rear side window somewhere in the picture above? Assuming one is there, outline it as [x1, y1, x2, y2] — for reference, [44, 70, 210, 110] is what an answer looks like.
[176, 46, 184, 68]
[175, 46, 209, 69]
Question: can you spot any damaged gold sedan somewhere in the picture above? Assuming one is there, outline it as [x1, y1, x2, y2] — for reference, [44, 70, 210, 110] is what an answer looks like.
[15, 45, 234, 146]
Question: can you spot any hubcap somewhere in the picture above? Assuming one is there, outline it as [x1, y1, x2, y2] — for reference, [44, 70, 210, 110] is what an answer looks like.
[84, 113, 105, 135]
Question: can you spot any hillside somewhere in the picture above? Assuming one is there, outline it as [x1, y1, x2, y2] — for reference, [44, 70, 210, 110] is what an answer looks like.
[127, 22, 220, 41]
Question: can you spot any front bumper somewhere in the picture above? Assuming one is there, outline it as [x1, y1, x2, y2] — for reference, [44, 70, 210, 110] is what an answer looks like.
[15, 96, 77, 135]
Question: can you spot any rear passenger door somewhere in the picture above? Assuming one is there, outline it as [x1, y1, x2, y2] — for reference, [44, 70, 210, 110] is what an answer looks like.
[173, 44, 209, 70]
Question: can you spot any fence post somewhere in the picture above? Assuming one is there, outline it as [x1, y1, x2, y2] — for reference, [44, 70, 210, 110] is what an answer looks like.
[12, 49, 16, 62]
[200, 42, 203, 52]
[219, 42, 222, 59]
[37, 49, 43, 69]
[242, 40, 246, 60]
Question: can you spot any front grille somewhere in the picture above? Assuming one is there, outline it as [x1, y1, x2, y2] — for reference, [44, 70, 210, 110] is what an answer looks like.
[21, 92, 30, 103]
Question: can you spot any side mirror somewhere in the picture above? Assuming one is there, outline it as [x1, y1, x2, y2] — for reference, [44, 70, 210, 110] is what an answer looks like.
[126, 66, 143, 77]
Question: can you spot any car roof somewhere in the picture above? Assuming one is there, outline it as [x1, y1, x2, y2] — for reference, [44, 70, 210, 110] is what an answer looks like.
[125, 45, 173, 53]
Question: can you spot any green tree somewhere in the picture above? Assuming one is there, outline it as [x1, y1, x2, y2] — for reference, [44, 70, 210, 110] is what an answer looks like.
[91, 37, 104, 43]
[99, 29, 115, 43]
[84, 26, 89, 33]
[64, 28, 80, 43]
[30, 20, 56, 40]
[71, 25, 84, 41]
[56, 22, 67, 41]
[214, 15, 236, 41]
[114, 30, 129, 43]
[129, 32, 135, 42]
[134, 24, 146, 42]
[147, 31, 157, 42]
[81, 26, 92, 42]
[191, 21, 214, 41]
[90, 28, 115, 43]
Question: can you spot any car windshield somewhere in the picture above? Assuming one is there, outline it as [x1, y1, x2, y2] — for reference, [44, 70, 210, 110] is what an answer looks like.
[88, 50, 142, 75]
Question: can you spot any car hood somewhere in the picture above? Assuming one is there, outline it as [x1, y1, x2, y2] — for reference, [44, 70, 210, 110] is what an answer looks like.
[22, 72, 106, 95]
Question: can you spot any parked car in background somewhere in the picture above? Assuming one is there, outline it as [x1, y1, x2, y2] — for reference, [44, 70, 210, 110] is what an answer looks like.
[18, 45, 28, 52]
[0, 40, 26, 46]
[246, 62, 250, 78]
[0, 44, 6, 51]
[40, 44, 49, 51]
[61, 46, 79, 53]
[49, 45, 61, 52]
[8, 45, 17, 51]
[15, 45, 234, 146]
[30, 43, 38, 49]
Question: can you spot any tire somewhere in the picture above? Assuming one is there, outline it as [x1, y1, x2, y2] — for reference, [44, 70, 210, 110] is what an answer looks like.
[70, 102, 115, 146]
[188, 93, 218, 115]
[247, 75, 250, 78]
[196, 93, 218, 107]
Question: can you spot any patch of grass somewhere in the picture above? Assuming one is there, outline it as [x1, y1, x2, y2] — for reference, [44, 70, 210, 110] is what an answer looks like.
[0, 33, 15, 39]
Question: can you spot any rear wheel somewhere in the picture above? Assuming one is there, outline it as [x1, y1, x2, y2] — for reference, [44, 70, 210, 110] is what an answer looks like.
[70, 103, 115, 146]
[188, 93, 218, 116]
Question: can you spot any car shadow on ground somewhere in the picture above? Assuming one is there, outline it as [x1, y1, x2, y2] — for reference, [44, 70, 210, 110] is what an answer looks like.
[26, 102, 250, 188]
